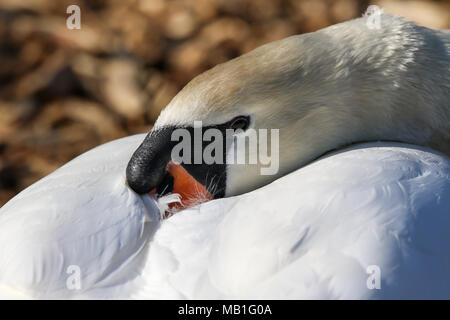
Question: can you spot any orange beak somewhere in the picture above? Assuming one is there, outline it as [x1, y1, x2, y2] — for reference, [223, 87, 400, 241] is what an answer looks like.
[150, 161, 213, 214]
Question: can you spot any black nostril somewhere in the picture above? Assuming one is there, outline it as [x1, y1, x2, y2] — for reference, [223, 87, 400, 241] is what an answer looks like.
[126, 127, 176, 194]
[156, 172, 174, 196]
[126, 146, 169, 194]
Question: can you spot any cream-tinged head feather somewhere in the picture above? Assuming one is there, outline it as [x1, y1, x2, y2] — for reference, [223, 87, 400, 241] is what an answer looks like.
[153, 14, 449, 196]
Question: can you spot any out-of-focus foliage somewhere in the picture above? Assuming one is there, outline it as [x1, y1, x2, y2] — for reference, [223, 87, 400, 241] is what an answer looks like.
[0, 0, 449, 206]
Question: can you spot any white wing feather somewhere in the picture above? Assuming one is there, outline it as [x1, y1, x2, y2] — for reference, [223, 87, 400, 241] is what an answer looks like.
[0, 134, 159, 299]
[137, 143, 450, 299]
[0, 139, 449, 299]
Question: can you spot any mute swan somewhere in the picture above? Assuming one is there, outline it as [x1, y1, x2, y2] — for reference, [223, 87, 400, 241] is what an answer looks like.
[0, 13, 449, 299]
[1, 136, 449, 299]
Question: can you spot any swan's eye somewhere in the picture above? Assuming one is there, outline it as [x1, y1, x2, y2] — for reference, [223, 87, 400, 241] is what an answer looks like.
[229, 116, 250, 131]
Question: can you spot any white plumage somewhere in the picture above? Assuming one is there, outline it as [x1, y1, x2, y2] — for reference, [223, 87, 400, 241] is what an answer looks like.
[0, 13, 449, 299]
[0, 135, 448, 299]
[0, 135, 158, 299]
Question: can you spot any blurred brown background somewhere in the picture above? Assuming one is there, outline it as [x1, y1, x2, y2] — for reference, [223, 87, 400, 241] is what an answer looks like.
[0, 0, 449, 206]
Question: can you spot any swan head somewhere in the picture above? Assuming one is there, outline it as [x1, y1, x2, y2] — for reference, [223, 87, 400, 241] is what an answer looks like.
[126, 14, 449, 208]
